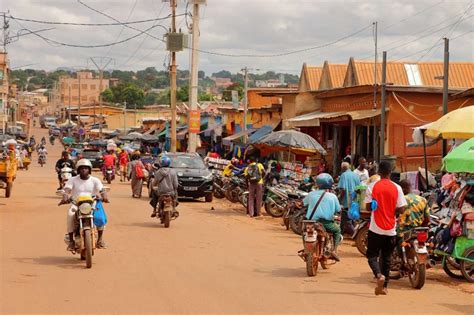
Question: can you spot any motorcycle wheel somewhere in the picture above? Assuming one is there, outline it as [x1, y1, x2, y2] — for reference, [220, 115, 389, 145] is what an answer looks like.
[84, 230, 93, 268]
[355, 225, 369, 256]
[407, 248, 426, 289]
[164, 211, 171, 228]
[213, 187, 225, 199]
[226, 189, 240, 203]
[306, 243, 319, 277]
[442, 256, 464, 279]
[290, 212, 305, 235]
[264, 200, 285, 217]
[460, 246, 474, 283]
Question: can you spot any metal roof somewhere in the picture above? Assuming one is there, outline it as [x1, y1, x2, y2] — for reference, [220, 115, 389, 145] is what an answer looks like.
[327, 64, 347, 88]
[285, 109, 382, 127]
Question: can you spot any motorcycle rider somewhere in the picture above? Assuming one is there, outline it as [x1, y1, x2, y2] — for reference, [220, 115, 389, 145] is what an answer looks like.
[38, 145, 47, 163]
[60, 159, 109, 250]
[397, 180, 431, 237]
[222, 158, 239, 177]
[150, 155, 178, 218]
[102, 150, 117, 181]
[303, 173, 342, 261]
[40, 136, 46, 146]
[55, 150, 76, 190]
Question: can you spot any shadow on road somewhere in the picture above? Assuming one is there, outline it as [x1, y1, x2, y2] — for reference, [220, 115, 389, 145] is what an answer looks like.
[13, 256, 84, 270]
[294, 289, 376, 299]
[254, 267, 306, 278]
[122, 221, 162, 229]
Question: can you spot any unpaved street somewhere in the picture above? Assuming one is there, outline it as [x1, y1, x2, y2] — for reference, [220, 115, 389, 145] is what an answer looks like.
[1, 129, 473, 314]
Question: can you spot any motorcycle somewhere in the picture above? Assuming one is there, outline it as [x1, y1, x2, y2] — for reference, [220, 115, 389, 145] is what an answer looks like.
[390, 227, 430, 289]
[298, 219, 339, 277]
[154, 194, 179, 228]
[59, 166, 73, 189]
[225, 176, 247, 203]
[38, 154, 46, 167]
[213, 174, 228, 199]
[283, 190, 308, 235]
[352, 218, 370, 256]
[265, 185, 289, 217]
[61, 194, 98, 268]
[104, 166, 115, 184]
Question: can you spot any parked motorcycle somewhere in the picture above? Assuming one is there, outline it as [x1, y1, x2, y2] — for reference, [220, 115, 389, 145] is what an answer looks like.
[390, 227, 430, 289]
[283, 190, 308, 235]
[265, 185, 289, 217]
[213, 174, 228, 199]
[298, 219, 339, 276]
[225, 176, 247, 203]
[154, 194, 179, 228]
[352, 218, 369, 256]
[61, 194, 98, 268]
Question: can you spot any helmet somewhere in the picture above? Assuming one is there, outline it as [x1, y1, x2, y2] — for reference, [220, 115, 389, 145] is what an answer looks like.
[160, 155, 171, 167]
[316, 173, 334, 190]
[76, 159, 93, 171]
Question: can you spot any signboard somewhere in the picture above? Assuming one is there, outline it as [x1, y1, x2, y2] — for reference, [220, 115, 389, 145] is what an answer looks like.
[189, 110, 201, 134]
[231, 90, 239, 109]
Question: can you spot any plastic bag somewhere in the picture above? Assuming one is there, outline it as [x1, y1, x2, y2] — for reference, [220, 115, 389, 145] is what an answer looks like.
[348, 201, 360, 220]
[94, 200, 108, 227]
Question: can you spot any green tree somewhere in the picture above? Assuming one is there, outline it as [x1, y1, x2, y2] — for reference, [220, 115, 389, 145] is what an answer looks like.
[123, 84, 145, 108]
[144, 92, 159, 105]
[199, 92, 213, 101]
[101, 88, 115, 103]
[222, 83, 244, 101]
[177, 85, 189, 102]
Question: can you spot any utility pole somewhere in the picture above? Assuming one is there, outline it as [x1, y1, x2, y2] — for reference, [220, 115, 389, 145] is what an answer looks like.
[90, 57, 113, 139]
[442, 38, 449, 157]
[373, 21, 378, 108]
[242, 66, 249, 144]
[78, 72, 81, 127]
[68, 84, 71, 136]
[188, 0, 202, 153]
[123, 101, 127, 134]
[2, 12, 8, 53]
[380, 51, 387, 160]
[169, 0, 178, 152]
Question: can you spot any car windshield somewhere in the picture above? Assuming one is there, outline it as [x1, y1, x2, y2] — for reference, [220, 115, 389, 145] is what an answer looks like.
[170, 155, 205, 169]
[82, 150, 101, 157]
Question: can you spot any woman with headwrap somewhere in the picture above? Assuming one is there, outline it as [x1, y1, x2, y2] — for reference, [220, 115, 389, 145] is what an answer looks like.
[127, 151, 145, 198]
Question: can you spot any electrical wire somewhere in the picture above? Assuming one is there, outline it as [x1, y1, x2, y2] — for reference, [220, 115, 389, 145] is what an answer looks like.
[105, 0, 139, 57]
[382, 0, 446, 31]
[7, 14, 183, 26]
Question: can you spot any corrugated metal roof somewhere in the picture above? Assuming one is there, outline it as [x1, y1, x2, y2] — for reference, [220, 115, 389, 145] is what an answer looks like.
[327, 64, 347, 88]
[305, 66, 323, 90]
[351, 61, 474, 88]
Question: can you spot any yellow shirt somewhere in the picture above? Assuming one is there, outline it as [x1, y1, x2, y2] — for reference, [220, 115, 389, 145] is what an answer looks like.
[222, 164, 234, 177]
[244, 162, 265, 184]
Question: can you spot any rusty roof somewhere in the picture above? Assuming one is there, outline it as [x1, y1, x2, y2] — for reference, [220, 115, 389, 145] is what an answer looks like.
[348, 59, 474, 88]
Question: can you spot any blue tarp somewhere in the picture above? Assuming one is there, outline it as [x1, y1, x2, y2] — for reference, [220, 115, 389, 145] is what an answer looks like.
[248, 125, 274, 144]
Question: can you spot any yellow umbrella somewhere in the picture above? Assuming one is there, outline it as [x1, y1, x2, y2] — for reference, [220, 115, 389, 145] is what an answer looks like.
[422, 105, 474, 139]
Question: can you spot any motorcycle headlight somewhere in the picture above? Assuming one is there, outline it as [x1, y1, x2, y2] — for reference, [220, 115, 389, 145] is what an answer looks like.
[79, 203, 92, 215]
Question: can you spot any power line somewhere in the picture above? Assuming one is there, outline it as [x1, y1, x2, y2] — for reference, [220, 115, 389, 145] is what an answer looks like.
[105, 0, 139, 57]
[7, 14, 183, 26]
[382, 0, 446, 30]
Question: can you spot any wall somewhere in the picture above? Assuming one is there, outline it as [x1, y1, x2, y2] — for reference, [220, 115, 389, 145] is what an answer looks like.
[247, 89, 282, 108]
[60, 75, 110, 106]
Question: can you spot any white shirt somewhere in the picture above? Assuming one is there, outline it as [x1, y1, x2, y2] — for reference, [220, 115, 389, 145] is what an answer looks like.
[64, 175, 104, 200]
[354, 168, 369, 183]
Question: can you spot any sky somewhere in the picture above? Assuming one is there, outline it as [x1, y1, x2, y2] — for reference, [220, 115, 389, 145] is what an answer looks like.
[3, 0, 473, 75]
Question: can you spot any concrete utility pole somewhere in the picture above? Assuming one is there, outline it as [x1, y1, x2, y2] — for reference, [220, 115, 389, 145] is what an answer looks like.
[188, 0, 202, 153]
[373, 21, 378, 108]
[169, 0, 178, 152]
[242, 66, 249, 144]
[68, 84, 72, 136]
[123, 101, 127, 134]
[78, 73, 81, 126]
[442, 37, 449, 157]
[90, 57, 113, 139]
[380, 51, 387, 160]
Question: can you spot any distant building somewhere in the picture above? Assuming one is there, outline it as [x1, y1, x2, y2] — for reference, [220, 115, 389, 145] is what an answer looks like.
[59, 71, 109, 106]
[256, 78, 286, 88]
[211, 77, 234, 89]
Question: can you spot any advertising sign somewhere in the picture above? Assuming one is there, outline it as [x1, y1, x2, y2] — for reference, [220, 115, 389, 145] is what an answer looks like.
[189, 110, 201, 134]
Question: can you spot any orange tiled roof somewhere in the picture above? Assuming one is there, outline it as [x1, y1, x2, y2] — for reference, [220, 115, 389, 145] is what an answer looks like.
[350, 60, 473, 88]
[299, 64, 322, 91]
[327, 64, 347, 88]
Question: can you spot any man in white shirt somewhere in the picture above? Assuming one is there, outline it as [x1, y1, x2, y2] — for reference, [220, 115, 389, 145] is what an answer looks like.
[364, 161, 407, 296]
[61, 159, 109, 250]
[354, 157, 369, 183]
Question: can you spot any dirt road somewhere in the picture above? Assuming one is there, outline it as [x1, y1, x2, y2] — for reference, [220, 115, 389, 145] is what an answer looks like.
[1, 129, 473, 314]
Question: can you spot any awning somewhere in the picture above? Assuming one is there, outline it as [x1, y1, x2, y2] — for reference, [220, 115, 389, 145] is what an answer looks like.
[285, 109, 382, 127]
[248, 125, 277, 144]
[199, 123, 224, 135]
[222, 129, 256, 145]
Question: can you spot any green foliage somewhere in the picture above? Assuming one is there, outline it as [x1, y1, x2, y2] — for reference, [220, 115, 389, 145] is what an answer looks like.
[177, 85, 189, 102]
[199, 92, 213, 102]
[144, 92, 159, 105]
[222, 83, 244, 101]
[101, 83, 145, 108]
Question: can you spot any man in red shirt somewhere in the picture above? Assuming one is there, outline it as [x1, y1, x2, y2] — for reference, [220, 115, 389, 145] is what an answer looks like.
[102, 150, 117, 180]
[364, 161, 407, 295]
[119, 150, 129, 182]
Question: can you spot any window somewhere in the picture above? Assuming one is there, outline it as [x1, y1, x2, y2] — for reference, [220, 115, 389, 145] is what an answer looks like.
[89, 96, 96, 101]
[90, 84, 96, 90]
[72, 96, 78, 101]
[81, 96, 88, 101]
[81, 84, 88, 90]
[72, 84, 79, 89]
[404, 64, 423, 86]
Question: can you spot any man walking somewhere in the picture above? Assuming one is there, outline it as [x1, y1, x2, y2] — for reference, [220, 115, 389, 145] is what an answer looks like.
[337, 161, 361, 234]
[354, 157, 369, 183]
[244, 156, 265, 217]
[364, 161, 407, 295]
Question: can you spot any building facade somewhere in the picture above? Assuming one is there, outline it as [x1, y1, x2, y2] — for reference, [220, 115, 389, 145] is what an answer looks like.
[59, 71, 109, 106]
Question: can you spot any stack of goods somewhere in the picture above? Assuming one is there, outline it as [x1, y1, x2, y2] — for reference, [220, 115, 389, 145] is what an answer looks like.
[207, 157, 230, 175]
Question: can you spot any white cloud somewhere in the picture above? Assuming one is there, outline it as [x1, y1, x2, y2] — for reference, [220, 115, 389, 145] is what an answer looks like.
[4, 0, 473, 73]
